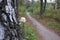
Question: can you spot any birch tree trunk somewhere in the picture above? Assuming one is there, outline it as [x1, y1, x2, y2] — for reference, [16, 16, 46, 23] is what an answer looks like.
[0, 0, 22, 40]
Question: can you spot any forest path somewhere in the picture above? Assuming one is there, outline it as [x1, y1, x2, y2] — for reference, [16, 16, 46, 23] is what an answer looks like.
[26, 12, 60, 40]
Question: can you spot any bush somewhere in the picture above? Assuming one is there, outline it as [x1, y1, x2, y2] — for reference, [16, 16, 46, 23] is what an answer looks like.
[18, 5, 26, 18]
[18, 5, 26, 12]
[44, 4, 60, 21]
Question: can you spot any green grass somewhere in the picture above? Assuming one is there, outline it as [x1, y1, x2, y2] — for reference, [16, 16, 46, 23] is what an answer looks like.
[49, 23, 60, 30]
[46, 21, 60, 30]
[24, 23, 41, 40]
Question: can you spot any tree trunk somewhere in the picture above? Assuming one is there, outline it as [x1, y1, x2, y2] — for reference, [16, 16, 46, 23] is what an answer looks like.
[31, 0, 34, 12]
[0, 0, 22, 40]
[40, 0, 47, 18]
[43, 0, 47, 13]
[40, 0, 43, 17]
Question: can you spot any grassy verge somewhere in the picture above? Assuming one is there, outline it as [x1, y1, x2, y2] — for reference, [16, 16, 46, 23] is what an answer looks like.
[24, 23, 41, 40]
[44, 19, 60, 30]
[49, 22, 60, 30]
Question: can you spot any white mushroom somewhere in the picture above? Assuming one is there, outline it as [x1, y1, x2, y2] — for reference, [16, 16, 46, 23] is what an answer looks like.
[19, 17, 26, 24]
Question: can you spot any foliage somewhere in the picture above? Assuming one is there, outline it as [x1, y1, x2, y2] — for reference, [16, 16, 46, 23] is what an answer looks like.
[18, 5, 26, 18]
[44, 4, 60, 21]
[28, 2, 40, 15]
[18, 0, 24, 5]
[57, 0, 60, 9]
[18, 5, 26, 12]
[26, 0, 31, 8]
[33, 2, 40, 14]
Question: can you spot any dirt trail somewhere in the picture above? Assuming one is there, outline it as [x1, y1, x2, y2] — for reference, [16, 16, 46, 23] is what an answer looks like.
[26, 12, 60, 40]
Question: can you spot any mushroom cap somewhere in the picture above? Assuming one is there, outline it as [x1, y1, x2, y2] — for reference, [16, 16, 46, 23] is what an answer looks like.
[20, 17, 26, 23]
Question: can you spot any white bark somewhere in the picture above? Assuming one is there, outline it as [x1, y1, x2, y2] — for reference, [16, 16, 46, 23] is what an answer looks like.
[0, 24, 4, 40]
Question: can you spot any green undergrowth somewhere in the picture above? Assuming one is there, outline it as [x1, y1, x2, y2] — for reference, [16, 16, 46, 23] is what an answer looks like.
[46, 20, 60, 30]
[18, 5, 26, 18]
[24, 23, 41, 40]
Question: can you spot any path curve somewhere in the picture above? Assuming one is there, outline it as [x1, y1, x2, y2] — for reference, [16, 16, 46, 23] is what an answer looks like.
[26, 12, 60, 40]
